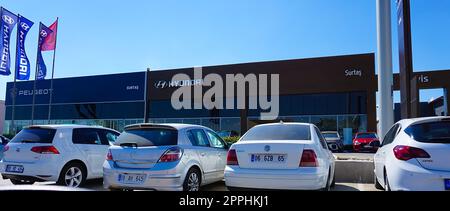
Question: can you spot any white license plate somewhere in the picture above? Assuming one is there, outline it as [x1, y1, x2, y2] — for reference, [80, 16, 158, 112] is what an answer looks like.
[251, 154, 287, 163]
[6, 165, 24, 173]
[118, 174, 147, 185]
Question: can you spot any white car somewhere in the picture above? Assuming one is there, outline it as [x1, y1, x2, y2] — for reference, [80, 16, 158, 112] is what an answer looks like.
[224, 123, 336, 191]
[374, 117, 450, 191]
[0, 125, 120, 187]
[103, 124, 228, 191]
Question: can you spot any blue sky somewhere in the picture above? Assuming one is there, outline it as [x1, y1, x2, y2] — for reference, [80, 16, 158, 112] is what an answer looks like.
[1, 0, 450, 102]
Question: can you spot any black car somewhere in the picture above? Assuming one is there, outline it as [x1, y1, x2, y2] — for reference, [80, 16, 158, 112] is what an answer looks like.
[321, 131, 344, 152]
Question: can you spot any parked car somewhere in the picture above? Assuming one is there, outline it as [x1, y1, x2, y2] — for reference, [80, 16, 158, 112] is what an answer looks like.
[103, 124, 229, 191]
[217, 130, 240, 139]
[0, 125, 120, 188]
[1, 135, 10, 159]
[224, 123, 335, 191]
[321, 131, 343, 152]
[353, 132, 380, 152]
[374, 117, 450, 191]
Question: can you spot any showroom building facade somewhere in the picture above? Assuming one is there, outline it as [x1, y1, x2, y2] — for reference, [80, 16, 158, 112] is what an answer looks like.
[3, 54, 376, 142]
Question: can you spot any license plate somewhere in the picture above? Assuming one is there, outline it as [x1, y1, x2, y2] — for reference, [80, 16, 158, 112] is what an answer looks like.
[118, 174, 147, 185]
[445, 179, 450, 190]
[251, 154, 287, 163]
[6, 165, 24, 173]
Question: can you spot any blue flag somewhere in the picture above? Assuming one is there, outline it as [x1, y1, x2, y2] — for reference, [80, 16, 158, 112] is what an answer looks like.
[37, 23, 53, 80]
[0, 7, 18, 76]
[15, 15, 34, 80]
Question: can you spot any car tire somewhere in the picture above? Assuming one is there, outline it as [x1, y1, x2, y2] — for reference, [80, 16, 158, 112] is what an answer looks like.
[183, 168, 201, 191]
[57, 163, 87, 188]
[374, 174, 384, 190]
[331, 173, 336, 188]
[384, 172, 391, 191]
[10, 179, 35, 185]
[321, 170, 332, 191]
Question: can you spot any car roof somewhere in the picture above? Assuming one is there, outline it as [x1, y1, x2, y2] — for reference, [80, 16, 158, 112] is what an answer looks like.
[397, 116, 450, 127]
[322, 131, 339, 133]
[25, 124, 115, 130]
[252, 122, 313, 128]
[124, 123, 211, 131]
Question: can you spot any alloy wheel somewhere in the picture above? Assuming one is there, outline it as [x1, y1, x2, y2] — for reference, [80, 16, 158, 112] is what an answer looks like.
[64, 167, 83, 187]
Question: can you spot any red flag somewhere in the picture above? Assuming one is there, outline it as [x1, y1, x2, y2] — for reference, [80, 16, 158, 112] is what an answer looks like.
[41, 19, 58, 51]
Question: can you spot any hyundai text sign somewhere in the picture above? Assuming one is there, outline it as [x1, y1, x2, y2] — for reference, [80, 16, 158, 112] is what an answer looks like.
[154, 79, 204, 89]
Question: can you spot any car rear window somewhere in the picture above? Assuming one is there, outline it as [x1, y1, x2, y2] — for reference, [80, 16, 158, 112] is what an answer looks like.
[322, 133, 339, 138]
[356, 133, 378, 139]
[10, 128, 57, 144]
[405, 121, 450, 144]
[241, 125, 311, 141]
[115, 128, 178, 147]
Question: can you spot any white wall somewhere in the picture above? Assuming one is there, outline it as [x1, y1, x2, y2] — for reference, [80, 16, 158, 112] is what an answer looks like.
[0, 100, 4, 134]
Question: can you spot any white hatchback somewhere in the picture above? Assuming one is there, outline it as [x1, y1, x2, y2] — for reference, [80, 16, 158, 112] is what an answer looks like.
[0, 125, 120, 187]
[224, 123, 336, 191]
[374, 117, 450, 191]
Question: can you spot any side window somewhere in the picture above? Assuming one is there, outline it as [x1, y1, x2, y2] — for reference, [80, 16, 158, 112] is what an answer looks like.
[314, 127, 328, 150]
[382, 124, 400, 146]
[187, 130, 210, 147]
[206, 130, 226, 149]
[72, 129, 102, 145]
[100, 130, 120, 145]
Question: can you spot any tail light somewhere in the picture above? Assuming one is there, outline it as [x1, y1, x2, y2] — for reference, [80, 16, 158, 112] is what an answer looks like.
[300, 150, 318, 167]
[106, 150, 113, 161]
[31, 146, 60, 154]
[2, 145, 9, 152]
[393, 145, 431, 161]
[226, 149, 239, 166]
[158, 147, 183, 163]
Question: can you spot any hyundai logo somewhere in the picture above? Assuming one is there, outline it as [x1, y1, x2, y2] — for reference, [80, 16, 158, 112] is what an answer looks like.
[20, 22, 30, 31]
[2, 15, 15, 25]
[154, 81, 168, 89]
[264, 145, 271, 152]
[40, 30, 48, 38]
[16, 148, 20, 153]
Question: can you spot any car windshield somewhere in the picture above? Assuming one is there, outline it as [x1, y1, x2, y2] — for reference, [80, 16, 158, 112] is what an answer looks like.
[356, 133, 378, 139]
[405, 121, 450, 144]
[322, 133, 339, 138]
[241, 124, 311, 141]
[115, 128, 178, 147]
[10, 128, 57, 144]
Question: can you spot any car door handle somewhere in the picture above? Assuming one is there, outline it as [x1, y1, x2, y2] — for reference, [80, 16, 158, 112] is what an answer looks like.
[200, 153, 206, 157]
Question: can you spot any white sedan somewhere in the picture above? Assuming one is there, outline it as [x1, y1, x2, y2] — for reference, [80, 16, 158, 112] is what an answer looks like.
[374, 117, 450, 191]
[224, 123, 335, 191]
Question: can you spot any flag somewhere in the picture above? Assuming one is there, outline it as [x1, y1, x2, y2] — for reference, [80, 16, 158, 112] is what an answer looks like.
[37, 23, 53, 80]
[15, 15, 34, 80]
[0, 7, 18, 76]
[41, 19, 57, 51]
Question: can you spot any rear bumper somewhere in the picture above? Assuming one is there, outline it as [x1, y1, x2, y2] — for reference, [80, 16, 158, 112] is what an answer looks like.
[0, 160, 59, 182]
[388, 159, 450, 191]
[103, 161, 185, 191]
[224, 165, 328, 190]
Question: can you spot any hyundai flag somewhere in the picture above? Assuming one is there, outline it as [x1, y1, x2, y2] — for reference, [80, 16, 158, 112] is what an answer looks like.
[37, 23, 53, 80]
[41, 19, 57, 51]
[0, 7, 18, 76]
[16, 15, 34, 80]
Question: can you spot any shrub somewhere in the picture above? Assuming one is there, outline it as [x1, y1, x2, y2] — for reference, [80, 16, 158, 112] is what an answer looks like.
[223, 136, 240, 144]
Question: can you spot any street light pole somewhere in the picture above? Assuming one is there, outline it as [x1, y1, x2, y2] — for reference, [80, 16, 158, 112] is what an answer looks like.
[376, 0, 395, 139]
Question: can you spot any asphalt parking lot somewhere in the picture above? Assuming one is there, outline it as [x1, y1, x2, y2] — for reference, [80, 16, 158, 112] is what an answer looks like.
[0, 153, 378, 191]
[0, 177, 378, 191]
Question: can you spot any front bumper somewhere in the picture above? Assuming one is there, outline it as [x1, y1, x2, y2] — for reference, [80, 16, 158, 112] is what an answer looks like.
[224, 166, 328, 190]
[103, 161, 185, 191]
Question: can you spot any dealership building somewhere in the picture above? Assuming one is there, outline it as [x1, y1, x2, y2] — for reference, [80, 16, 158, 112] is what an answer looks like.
[3, 53, 450, 143]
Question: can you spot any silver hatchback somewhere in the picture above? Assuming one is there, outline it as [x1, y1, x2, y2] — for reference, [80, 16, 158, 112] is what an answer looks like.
[103, 124, 229, 191]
